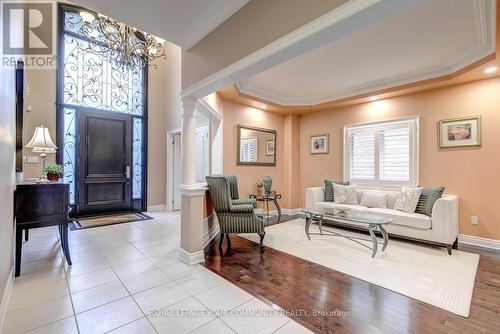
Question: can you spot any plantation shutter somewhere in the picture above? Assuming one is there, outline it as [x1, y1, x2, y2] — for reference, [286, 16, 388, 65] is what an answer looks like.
[240, 138, 257, 162]
[349, 131, 375, 180]
[379, 127, 410, 181]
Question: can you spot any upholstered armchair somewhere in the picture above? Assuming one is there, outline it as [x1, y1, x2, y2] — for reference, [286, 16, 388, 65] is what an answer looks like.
[226, 175, 257, 208]
[206, 175, 265, 252]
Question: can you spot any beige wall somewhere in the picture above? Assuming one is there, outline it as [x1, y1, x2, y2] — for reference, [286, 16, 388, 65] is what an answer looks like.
[284, 114, 301, 209]
[182, 0, 347, 90]
[23, 43, 182, 208]
[0, 62, 16, 319]
[222, 100, 286, 208]
[299, 77, 500, 241]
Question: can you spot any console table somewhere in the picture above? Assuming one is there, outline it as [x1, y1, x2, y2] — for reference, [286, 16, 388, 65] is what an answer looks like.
[249, 193, 282, 223]
[14, 182, 72, 276]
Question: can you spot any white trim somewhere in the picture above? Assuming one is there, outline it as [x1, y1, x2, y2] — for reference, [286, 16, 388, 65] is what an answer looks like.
[178, 185, 207, 197]
[235, 0, 495, 106]
[147, 204, 166, 212]
[0, 267, 14, 331]
[458, 234, 500, 251]
[203, 214, 220, 249]
[198, 99, 222, 122]
[266, 208, 303, 216]
[181, 0, 397, 98]
[178, 248, 205, 265]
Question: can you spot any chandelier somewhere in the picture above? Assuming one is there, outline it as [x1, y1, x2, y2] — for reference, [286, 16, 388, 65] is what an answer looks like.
[80, 11, 167, 70]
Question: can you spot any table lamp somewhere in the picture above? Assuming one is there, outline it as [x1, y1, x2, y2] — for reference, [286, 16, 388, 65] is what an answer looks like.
[25, 125, 57, 183]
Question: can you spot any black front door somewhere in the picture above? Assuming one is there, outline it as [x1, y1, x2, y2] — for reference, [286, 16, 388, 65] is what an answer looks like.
[78, 110, 132, 216]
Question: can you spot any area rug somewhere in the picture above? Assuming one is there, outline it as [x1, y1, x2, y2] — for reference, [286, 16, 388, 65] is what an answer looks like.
[70, 212, 152, 230]
[240, 219, 479, 317]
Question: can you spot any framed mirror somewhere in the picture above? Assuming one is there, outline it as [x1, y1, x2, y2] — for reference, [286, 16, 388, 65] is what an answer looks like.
[237, 124, 276, 166]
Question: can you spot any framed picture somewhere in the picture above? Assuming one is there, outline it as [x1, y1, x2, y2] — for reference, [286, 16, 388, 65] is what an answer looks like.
[439, 116, 481, 148]
[310, 134, 329, 154]
[266, 140, 275, 156]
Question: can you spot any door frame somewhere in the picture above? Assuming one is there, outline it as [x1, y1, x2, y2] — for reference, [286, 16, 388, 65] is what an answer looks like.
[56, 3, 148, 217]
[166, 128, 181, 212]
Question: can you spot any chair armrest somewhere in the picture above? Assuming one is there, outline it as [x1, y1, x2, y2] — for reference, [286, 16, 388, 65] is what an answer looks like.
[306, 187, 324, 210]
[431, 194, 459, 244]
[233, 198, 257, 208]
[230, 204, 255, 213]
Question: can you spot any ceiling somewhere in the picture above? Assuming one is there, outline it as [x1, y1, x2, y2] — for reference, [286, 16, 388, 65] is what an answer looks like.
[235, 0, 496, 108]
[72, 0, 250, 49]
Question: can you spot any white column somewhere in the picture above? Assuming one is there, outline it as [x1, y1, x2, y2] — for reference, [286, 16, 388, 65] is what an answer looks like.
[179, 96, 206, 265]
[180, 96, 197, 186]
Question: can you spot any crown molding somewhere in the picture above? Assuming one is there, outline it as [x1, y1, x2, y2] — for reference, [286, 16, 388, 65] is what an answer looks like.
[236, 0, 495, 107]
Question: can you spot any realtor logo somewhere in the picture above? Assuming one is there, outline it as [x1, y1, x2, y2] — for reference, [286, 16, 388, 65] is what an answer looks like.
[2, 1, 52, 55]
[1, 1, 55, 68]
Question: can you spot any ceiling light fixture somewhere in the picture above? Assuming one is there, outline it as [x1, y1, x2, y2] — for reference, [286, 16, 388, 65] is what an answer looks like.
[483, 66, 498, 74]
[369, 96, 378, 101]
[79, 11, 167, 70]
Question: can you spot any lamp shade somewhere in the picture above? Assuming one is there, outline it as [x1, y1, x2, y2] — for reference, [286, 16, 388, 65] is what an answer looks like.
[26, 126, 57, 153]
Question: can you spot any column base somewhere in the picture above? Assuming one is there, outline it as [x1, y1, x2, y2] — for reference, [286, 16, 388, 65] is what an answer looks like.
[179, 248, 205, 265]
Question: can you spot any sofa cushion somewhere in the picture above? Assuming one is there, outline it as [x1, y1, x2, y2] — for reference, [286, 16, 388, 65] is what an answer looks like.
[368, 208, 432, 230]
[394, 186, 423, 213]
[360, 190, 388, 208]
[333, 184, 358, 204]
[415, 186, 445, 217]
[324, 180, 349, 202]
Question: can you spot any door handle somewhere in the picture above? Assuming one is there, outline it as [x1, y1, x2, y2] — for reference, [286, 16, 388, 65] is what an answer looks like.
[125, 166, 131, 179]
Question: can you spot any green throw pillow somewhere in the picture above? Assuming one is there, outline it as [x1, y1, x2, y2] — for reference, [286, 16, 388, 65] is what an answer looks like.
[415, 186, 445, 216]
[324, 180, 349, 202]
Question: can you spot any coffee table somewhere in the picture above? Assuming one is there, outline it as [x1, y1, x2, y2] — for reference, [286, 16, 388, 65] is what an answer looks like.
[302, 209, 393, 257]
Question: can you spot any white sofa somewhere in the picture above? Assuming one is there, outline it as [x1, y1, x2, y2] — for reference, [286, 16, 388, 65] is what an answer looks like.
[305, 186, 459, 254]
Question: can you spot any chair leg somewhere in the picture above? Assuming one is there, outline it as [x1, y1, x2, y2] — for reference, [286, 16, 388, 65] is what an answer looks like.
[226, 233, 231, 249]
[259, 232, 265, 247]
[218, 233, 224, 254]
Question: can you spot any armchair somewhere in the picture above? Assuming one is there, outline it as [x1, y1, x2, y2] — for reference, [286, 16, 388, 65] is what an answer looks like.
[226, 175, 257, 208]
[206, 175, 265, 253]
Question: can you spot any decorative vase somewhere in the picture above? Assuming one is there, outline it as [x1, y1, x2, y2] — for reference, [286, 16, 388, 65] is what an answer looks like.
[263, 176, 272, 194]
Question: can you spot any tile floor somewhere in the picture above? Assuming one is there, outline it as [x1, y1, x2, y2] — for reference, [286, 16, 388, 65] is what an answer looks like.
[3, 211, 312, 334]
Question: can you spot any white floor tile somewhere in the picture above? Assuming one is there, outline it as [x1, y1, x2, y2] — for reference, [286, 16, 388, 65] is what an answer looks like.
[72, 280, 129, 313]
[220, 298, 289, 334]
[20, 256, 63, 275]
[3, 296, 73, 333]
[24, 316, 78, 334]
[189, 318, 236, 334]
[147, 251, 180, 267]
[8, 279, 69, 312]
[76, 296, 144, 334]
[107, 317, 157, 334]
[133, 281, 190, 314]
[160, 262, 205, 280]
[67, 268, 118, 293]
[194, 282, 254, 314]
[274, 320, 315, 334]
[122, 268, 172, 294]
[68, 248, 103, 264]
[105, 249, 148, 266]
[112, 258, 157, 279]
[147, 297, 215, 334]
[65, 257, 110, 277]
[175, 269, 226, 295]
[13, 267, 66, 292]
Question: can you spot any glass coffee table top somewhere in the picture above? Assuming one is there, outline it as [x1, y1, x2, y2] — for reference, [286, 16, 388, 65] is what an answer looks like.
[303, 208, 393, 225]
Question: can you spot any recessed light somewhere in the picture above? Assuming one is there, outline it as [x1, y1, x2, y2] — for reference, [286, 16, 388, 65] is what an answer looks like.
[369, 96, 378, 101]
[260, 104, 267, 109]
[484, 66, 498, 74]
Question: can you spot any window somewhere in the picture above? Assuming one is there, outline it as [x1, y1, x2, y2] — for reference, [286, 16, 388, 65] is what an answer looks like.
[240, 138, 257, 163]
[344, 117, 418, 188]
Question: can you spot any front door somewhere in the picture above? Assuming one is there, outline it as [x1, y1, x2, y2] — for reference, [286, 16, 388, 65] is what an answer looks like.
[78, 110, 132, 216]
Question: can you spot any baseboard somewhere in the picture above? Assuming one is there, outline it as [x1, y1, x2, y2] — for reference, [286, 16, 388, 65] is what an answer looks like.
[458, 234, 500, 251]
[0, 267, 14, 331]
[203, 214, 220, 249]
[178, 248, 205, 265]
[268, 208, 303, 215]
[146, 204, 166, 212]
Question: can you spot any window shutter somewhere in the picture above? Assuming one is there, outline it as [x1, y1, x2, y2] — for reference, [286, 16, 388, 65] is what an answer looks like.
[349, 131, 375, 180]
[240, 138, 257, 162]
[379, 127, 410, 181]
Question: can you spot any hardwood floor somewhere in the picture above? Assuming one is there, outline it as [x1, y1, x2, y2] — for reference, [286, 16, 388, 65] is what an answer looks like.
[203, 217, 500, 334]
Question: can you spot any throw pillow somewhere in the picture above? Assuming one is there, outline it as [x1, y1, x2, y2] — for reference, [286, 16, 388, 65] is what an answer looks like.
[360, 191, 388, 208]
[324, 180, 349, 202]
[394, 186, 423, 213]
[415, 186, 445, 216]
[333, 184, 358, 205]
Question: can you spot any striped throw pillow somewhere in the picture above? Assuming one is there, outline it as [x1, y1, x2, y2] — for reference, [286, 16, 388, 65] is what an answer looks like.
[415, 186, 445, 216]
